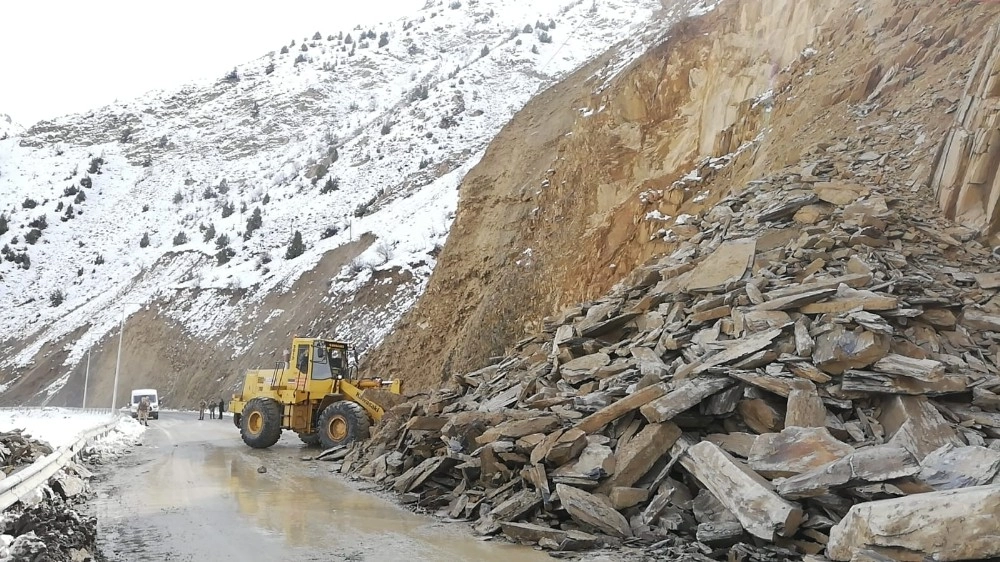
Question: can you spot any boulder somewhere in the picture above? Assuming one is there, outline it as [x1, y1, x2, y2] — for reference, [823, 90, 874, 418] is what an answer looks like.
[555, 483, 631, 538]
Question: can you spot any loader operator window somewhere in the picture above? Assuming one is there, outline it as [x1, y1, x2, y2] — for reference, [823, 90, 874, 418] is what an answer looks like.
[311, 343, 333, 381]
[329, 349, 344, 373]
[296, 347, 309, 374]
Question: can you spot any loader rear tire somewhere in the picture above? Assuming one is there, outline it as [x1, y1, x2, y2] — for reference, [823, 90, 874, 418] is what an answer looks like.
[240, 398, 282, 449]
[318, 401, 370, 449]
[298, 432, 321, 446]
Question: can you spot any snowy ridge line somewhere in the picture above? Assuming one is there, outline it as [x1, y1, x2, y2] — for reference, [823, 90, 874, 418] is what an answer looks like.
[0, 416, 121, 512]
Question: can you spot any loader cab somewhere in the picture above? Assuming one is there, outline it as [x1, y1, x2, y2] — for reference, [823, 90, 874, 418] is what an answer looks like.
[292, 338, 349, 382]
[311, 341, 348, 381]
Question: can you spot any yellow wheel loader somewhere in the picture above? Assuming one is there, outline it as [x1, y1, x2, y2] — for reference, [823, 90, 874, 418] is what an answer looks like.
[229, 337, 401, 449]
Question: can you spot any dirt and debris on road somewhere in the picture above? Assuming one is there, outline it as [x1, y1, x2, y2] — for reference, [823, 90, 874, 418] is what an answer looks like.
[342, 138, 1000, 561]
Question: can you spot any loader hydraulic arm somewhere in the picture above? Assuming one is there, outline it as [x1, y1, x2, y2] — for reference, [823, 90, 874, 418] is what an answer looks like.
[337, 380, 387, 423]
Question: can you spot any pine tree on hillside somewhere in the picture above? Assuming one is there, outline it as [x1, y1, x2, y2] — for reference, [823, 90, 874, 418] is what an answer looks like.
[139, 232, 150, 248]
[49, 290, 64, 307]
[216, 247, 236, 265]
[244, 207, 263, 240]
[0, 214, 6, 236]
[321, 176, 340, 194]
[285, 231, 305, 260]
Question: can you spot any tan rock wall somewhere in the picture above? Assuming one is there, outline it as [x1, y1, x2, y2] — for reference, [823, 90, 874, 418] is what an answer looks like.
[932, 23, 1000, 240]
[365, 0, 846, 388]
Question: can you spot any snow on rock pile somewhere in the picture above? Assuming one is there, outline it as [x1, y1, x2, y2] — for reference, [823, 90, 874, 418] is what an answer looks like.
[81, 416, 145, 462]
[0, 496, 102, 562]
[0, 457, 104, 562]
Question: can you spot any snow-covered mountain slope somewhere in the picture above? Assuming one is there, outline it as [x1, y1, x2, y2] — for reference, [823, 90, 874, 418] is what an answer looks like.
[0, 0, 694, 401]
[0, 114, 23, 140]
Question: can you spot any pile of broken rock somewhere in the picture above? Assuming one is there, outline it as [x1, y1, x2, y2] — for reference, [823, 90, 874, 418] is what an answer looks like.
[344, 161, 1000, 561]
[0, 430, 53, 476]
[0, 431, 103, 561]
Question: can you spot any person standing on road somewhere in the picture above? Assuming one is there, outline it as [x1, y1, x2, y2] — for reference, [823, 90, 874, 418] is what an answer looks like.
[218, 398, 225, 420]
[198, 399, 207, 420]
[209, 400, 217, 419]
[137, 396, 151, 426]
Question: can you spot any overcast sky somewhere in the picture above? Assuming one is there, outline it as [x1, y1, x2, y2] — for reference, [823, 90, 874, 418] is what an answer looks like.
[0, 0, 424, 126]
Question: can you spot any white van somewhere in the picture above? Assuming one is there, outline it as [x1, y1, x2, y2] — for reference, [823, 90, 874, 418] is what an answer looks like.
[130, 389, 160, 420]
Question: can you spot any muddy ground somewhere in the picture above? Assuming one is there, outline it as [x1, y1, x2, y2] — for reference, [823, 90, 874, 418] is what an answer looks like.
[81, 411, 569, 562]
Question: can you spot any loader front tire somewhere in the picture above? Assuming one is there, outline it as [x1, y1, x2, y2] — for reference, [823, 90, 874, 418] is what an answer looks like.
[240, 398, 282, 449]
[317, 401, 370, 449]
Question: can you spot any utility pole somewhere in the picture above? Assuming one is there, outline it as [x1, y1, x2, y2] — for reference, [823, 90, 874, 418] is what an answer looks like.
[111, 302, 143, 411]
[112, 312, 124, 411]
[83, 349, 90, 408]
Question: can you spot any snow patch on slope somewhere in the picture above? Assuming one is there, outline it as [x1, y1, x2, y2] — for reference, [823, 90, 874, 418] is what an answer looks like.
[0, 114, 22, 139]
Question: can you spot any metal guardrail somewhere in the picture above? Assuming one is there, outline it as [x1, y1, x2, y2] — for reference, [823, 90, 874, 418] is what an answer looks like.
[0, 407, 114, 415]
[0, 414, 125, 511]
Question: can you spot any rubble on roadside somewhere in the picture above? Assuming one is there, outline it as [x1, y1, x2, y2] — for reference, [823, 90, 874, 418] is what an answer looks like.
[342, 145, 1000, 561]
[0, 430, 54, 476]
[0, 417, 143, 561]
[0, 462, 102, 562]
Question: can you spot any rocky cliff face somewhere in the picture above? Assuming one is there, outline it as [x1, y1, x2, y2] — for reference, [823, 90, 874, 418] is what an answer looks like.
[931, 21, 1000, 239]
[368, 0, 1000, 390]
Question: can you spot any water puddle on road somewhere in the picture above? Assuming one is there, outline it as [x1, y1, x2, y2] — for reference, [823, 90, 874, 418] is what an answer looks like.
[210, 448, 538, 559]
[89, 418, 553, 561]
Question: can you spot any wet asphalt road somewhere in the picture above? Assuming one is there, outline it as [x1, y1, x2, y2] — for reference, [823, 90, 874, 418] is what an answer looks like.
[85, 411, 553, 562]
